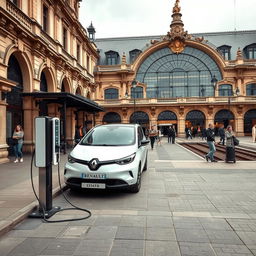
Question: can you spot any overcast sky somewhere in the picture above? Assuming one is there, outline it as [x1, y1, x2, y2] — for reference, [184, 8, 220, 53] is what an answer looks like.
[79, 0, 256, 39]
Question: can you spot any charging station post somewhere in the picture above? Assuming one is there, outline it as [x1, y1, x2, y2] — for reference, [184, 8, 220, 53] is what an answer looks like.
[30, 116, 61, 218]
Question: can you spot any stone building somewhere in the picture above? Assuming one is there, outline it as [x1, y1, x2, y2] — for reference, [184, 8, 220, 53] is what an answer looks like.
[0, 0, 102, 163]
[93, 0, 256, 137]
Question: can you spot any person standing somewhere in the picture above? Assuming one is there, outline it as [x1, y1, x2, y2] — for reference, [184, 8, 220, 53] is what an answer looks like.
[12, 125, 24, 163]
[169, 125, 176, 144]
[252, 124, 256, 143]
[225, 125, 236, 163]
[205, 123, 217, 162]
[218, 124, 225, 145]
[149, 125, 158, 150]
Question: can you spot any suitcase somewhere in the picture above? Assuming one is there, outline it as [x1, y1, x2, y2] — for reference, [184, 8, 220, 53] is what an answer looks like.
[225, 147, 236, 163]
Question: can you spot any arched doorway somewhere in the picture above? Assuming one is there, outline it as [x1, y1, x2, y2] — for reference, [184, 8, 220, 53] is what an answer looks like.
[186, 110, 205, 128]
[103, 112, 121, 124]
[130, 111, 149, 133]
[244, 109, 256, 135]
[6, 54, 23, 151]
[158, 110, 177, 135]
[214, 109, 235, 129]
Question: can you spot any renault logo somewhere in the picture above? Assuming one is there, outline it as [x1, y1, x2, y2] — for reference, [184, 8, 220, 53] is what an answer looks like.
[89, 158, 100, 170]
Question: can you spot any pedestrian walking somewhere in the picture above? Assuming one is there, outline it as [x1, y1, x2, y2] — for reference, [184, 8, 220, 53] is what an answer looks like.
[157, 129, 162, 146]
[225, 125, 236, 163]
[74, 125, 84, 145]
[149, 125, 158, 150]
[252, 124, 256, 143]
[12, 125, 24, 163]
[218, 124, 225, 145]
[205, 123, 217, 162]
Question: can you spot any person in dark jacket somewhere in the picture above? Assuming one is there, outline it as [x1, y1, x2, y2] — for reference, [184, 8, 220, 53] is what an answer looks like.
[169, 125, 176, 144]
[225, 125, 236, 163]
[218, 124, 225, 145]
[205, 123, 217, 162]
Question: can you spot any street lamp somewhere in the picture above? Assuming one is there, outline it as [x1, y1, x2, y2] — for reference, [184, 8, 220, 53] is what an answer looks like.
[131, 79, 137, 123]
[211, 75, 218, 95]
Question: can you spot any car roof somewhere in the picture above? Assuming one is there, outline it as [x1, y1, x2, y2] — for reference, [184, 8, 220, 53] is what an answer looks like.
[95, 123, 140, 128]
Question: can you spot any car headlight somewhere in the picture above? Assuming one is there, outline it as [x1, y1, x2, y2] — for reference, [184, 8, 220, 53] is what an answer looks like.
[68, 154, 76, 163]
[116, 153, 136, 165]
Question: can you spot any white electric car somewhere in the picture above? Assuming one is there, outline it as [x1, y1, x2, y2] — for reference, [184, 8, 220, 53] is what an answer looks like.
[64, 124, 149, 193]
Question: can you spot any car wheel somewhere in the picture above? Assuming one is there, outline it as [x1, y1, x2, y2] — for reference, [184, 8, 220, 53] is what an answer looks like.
[129, 164, 142, 193]
[143, 156, 147, 171]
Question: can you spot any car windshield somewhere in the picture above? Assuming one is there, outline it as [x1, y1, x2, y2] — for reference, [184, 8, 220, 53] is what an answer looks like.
[80, 126, 135, 146]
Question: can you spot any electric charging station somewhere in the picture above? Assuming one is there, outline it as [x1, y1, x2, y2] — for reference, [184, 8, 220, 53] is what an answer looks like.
[30, 116, 61, 218]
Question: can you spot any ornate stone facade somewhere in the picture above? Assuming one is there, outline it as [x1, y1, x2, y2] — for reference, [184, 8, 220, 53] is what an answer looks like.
[0, 0, 99, 163]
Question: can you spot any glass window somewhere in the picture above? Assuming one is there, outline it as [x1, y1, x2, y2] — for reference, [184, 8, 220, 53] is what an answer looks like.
[129, 49, 142, 63]
[43, 5, 48, 32]
[136, 46, 222, 99]
[105, 51, 119, 65]
[104, 88, 119, 99]
[217, 45, 231, 60]
[81, 126, 135, 146]
[131, 86, 143, 98]
[219, 84, 232, 96]
[103, 112, 121, 123]
[246, 83, 256, 96]
[77, 44, 80, 63]
[63, 27, 67, 50]
[244, 44, 256, 59]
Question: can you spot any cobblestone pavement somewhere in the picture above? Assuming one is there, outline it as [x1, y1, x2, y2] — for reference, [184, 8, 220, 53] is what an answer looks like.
[1, 138, 256, 256]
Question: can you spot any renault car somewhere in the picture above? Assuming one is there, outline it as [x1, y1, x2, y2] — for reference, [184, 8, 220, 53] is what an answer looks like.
[64, 124, 149, 193]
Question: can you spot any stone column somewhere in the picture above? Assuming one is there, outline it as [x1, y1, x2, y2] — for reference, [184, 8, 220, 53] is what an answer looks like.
[0, 100, 9, 163]
[66, 108, 75, 146]
[236, 116, 244, 136]
[177, 117, 185, 137]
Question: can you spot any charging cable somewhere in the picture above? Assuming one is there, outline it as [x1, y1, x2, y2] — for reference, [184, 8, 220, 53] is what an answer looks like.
[30, 150, 92, 223]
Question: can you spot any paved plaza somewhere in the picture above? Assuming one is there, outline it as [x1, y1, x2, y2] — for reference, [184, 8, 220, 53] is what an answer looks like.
[0, 137, 256, 256]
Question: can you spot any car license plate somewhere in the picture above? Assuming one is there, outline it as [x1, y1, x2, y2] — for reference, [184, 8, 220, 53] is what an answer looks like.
[82, 173, 106, 179]
[81, 183, 106, 189]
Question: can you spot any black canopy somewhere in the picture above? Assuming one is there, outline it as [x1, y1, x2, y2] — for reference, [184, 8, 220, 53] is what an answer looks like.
[22, 92, 104, 112]
[22, 92, 104, 154]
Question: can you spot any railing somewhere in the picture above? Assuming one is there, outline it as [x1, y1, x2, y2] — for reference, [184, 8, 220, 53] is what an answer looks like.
[6, 1, 33, 31]
[96, 96, 256, 106]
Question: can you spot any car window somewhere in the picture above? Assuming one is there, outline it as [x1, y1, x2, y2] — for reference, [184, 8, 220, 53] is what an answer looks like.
[137, 126, 143, 143]
[80, 126, 135, 146]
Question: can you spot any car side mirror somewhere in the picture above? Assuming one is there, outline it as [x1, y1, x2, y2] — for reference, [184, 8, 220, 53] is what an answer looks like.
[140, 139, 150, 147]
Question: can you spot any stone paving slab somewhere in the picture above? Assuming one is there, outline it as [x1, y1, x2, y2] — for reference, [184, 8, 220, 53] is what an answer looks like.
[0, 138, 256, 255]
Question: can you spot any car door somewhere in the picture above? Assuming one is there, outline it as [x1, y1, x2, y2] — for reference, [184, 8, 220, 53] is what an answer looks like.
[137, 126, 147, 167]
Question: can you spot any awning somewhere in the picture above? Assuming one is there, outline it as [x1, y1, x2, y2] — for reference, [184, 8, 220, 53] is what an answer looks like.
[22, 92, 104, 112]
[22, 92, 104, 154]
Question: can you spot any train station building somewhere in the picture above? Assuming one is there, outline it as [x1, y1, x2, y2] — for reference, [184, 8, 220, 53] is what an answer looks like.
[0, 0, 256, 163]
[94, 1, 256, 137]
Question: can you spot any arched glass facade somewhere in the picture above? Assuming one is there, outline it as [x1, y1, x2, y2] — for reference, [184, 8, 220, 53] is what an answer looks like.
[186, 110, 205, 127]
[244, 109, 256, 134]
[103, 112, 121, 123]
[158, 111, 177, 121]
[130, 111, 149, 124]
[215, 109, 234, 128]
[136, 46, 222, 98]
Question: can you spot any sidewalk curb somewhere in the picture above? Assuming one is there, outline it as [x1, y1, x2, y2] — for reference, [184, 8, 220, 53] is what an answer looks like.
[0, 184, 67, 238]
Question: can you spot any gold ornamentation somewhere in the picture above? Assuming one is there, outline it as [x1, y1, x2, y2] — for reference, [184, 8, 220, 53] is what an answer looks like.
[169, 39, 186, 54]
